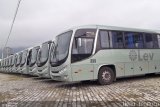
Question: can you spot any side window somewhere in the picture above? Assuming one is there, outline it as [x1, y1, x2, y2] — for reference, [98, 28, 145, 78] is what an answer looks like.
[134, 33, 144, 48]
[145, 34, 154, 48]
[124, 32, 144, 48]
[99, 30, 109, 48]
[153, 34, 159, 48]
[124, 32, 134, 48]
[110, 31, 124, 48]
[158, 35, 160, 48]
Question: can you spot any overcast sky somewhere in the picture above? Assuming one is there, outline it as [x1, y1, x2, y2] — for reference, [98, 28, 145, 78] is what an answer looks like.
[0, 0, 160, 49]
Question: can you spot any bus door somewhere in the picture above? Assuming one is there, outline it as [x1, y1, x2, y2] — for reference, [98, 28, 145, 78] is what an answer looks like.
[71, 36, 95, 81]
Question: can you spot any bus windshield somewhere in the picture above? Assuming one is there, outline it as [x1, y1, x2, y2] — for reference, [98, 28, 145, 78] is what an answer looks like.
[29, 47, 39, 67]
[50, 31, 72, 66]
[20, 50, 28, 66]
[37, 41, 52, 67]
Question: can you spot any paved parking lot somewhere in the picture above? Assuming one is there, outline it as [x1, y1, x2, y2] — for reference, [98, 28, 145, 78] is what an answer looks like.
[0, 72, 160, 107]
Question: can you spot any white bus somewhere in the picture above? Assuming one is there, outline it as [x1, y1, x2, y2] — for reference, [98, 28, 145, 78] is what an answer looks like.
[36, 40, 53, 78]
[28, 46, 40, 76]
[49, 25, 160, 85]
[10, 54, 17, 73]
[20, 49, 30, 74]
[8, 55, 13, 72]
[15, 52, 22, 73]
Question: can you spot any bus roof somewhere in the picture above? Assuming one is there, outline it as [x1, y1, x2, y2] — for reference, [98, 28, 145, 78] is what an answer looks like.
[71, 25, 158, 34]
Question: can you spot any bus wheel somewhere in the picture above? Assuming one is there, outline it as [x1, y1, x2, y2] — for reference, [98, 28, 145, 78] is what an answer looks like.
[98, 67, 114, 85]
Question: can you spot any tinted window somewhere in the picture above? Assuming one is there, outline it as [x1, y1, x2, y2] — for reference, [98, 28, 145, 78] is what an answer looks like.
[153, 34, 159, 48]
[110, 31, 124, 48]
[158, 35, 160, 48]
[145, 34, 154, 48]
[124, 32, 144, 48]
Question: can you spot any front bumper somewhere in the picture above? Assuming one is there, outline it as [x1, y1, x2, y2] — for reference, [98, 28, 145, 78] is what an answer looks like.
[50, 68, 70, 81]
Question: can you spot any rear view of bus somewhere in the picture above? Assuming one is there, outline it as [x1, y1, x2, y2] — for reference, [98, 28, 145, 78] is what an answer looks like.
[28, 46, 40, 76]
[20, 49, 29, 74]
[36, 41, 52, 78]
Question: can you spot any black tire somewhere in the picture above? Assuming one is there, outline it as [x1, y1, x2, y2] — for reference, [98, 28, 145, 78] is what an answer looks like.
[98, 67, 115, 85]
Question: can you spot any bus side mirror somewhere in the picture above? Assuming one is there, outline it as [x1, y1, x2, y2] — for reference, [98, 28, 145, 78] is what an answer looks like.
[78, 38, 82, 47]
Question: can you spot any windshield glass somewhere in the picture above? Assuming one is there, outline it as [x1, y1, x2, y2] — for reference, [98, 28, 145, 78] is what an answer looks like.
[20, 50, 28, 66]
[50, 43, 56, 64]
[28, 47, 39, 67]
[38, 43, 49, 63]
[50, 31, 72, 66]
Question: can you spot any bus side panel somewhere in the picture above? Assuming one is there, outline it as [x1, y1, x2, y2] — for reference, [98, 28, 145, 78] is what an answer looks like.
[148, 50, 160, 73]
[115, 63, 125, 77]
[149, 61, 159, 73]
[124, 62, 134, 76]
[93, 49, 131, 79]
[133, 61, 148, 75]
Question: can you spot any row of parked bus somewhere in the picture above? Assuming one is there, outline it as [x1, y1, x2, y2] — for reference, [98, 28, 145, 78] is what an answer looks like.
[0, 25, 160, 85]
[0, 40, 54, 79]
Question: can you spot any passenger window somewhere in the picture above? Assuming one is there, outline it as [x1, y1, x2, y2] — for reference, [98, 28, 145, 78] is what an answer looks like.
[124, 32, 144, 48]
[158, 35, 160, 48]
[124, 32, 135, 48]
[134, 33, 144, 48]
[145, 34, 154, 48]
[153, 34, 159, 48]
[110, 31, 124, 48]
[99, 31, 109, 48]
